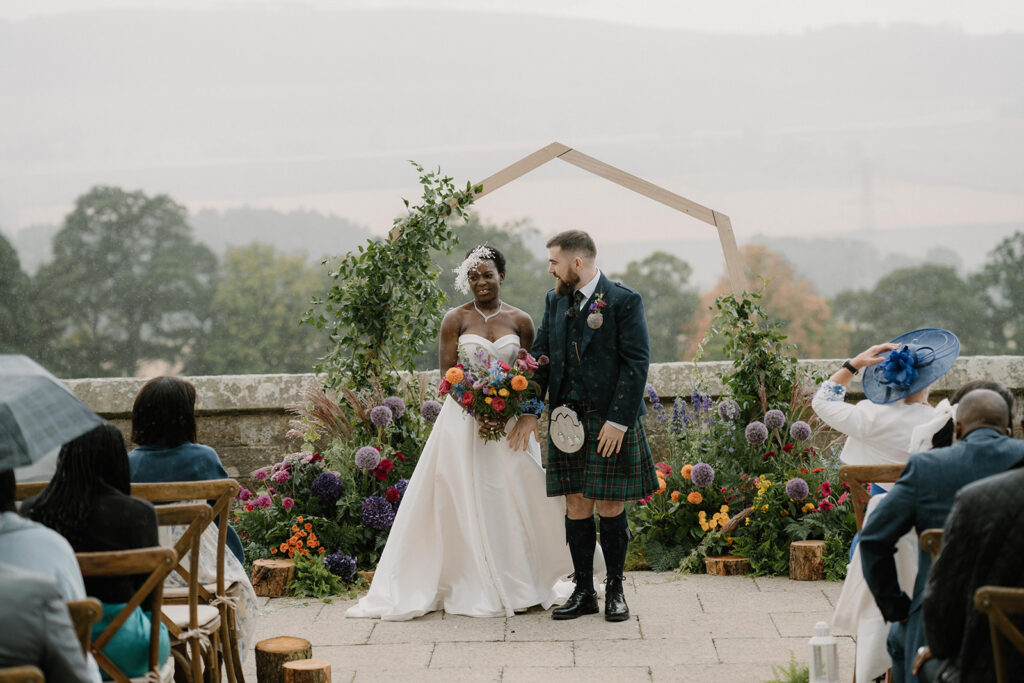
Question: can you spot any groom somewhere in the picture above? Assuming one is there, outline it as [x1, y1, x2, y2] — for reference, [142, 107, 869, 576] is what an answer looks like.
[509, 229, 658, 621]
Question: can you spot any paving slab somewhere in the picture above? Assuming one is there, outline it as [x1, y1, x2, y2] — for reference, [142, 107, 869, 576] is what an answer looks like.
[430, 641, 574, 668]
[506, 612, 642, 642]
[503, 665, 652, 682]
[355, 666, 501, 682]
[312, 643, 435, 670]
[574, 636, 719, 667]
[771, 610, 854, 637]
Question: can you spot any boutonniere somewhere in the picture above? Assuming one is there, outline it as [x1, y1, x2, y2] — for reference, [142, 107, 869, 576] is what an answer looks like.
[587, 293, 609, 329]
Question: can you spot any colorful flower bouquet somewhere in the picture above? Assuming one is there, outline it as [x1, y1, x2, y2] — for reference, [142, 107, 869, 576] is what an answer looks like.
[438, 347, 547, 442]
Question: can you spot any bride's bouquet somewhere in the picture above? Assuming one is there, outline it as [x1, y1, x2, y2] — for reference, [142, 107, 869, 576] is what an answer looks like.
[439, 347, 548, 442]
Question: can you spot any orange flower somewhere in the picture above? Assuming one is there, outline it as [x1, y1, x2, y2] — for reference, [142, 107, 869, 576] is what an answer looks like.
[291, 524, 299, 533]
[445, 367, 464, 383]
[271, 547, 278, 554]
[681, 464, 693, 480]
[279, 543, 288, 553]
[656, 475, 667, 494]
[297, 516, 304, 523]
[318, 547, 325, 554]
[304, 523, 312, 531]
[510, 375, 528, 391]
[670, 491, 680, 503]
[687, 491, 703, 504]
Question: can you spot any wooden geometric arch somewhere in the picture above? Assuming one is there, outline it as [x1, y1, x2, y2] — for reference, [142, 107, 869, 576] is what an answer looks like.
[470, 141, 746, 294]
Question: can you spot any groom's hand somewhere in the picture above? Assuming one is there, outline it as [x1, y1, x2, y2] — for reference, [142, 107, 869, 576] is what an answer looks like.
[508, 415, 539, 451]
[597, 422, 625, 458]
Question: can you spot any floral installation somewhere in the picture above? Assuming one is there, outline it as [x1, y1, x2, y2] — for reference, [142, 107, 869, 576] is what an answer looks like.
[439, 347, 546, 442]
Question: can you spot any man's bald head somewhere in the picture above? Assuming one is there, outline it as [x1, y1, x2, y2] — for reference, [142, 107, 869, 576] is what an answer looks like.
[954, 388, 1013, 440]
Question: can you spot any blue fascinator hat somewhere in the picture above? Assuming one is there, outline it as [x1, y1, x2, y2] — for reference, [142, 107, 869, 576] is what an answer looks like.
[862, 328, 960, 405]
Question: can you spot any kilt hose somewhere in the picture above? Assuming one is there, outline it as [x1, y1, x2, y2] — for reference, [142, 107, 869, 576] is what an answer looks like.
[546, 409, 659, 501]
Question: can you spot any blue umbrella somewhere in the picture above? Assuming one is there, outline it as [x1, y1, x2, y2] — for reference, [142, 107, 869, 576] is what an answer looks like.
[0, 355, 103, 470]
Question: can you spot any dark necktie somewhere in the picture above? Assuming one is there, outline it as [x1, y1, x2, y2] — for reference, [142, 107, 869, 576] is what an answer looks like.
[568, 290, 584, 319]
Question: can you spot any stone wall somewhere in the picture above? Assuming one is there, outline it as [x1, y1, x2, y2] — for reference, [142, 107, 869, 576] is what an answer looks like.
[66, 356, 1024, 484]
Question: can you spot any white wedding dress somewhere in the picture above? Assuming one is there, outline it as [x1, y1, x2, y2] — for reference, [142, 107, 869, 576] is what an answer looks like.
[346, 333, 582, 620]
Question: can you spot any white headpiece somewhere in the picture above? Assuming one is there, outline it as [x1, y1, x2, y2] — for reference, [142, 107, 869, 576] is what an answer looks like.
[453, 245, 495, 295]
[907, 398, 956, 454]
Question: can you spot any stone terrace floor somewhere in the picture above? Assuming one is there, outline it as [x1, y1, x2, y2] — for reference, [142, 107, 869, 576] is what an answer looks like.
[243, 572, 856, 682]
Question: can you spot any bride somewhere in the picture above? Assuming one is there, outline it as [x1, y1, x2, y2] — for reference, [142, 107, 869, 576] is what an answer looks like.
[347, 245, 592, 620]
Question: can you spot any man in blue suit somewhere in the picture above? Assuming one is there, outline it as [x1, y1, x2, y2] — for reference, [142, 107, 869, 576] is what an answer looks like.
[509, 229, 658, 622]
[860, 387, 1024, 683]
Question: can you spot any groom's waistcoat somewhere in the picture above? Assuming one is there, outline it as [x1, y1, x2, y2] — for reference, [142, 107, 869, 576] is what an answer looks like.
[531, 272, 651, 427]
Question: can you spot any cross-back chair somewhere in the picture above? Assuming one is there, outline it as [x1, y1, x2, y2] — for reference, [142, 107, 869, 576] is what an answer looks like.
[919, 529, 943, 561]
[76, 547, 177, 683]
[838, 464, 906, 530]
[154, 503, 219, 683]
[975, 586, 1024, 683]
[0, 666, 44, 683]
[132, 480, 243, 683]
[66, 598, 103, 655]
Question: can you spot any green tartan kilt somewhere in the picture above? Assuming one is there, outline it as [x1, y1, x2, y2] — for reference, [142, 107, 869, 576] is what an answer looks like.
[546, 411, 659, 501]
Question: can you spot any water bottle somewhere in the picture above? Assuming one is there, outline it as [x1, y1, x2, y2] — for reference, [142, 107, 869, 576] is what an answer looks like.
[808, 621, 839, 683]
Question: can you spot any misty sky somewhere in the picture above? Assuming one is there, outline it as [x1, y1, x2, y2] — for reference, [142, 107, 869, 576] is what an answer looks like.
[1, 0, 1022, 255]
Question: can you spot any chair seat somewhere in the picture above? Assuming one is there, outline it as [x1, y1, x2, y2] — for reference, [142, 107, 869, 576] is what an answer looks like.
[163, 583, 218, 600]
[161, 604, 222, 631]
[127, 654, 175, 683]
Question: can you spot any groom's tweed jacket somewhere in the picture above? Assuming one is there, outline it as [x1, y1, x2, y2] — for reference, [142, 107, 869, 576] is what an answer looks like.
[531, 272, 650, 427]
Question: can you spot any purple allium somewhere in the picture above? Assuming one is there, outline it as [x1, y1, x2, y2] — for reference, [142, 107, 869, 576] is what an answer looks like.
[765, 409, 786, 430]
[392, 478, 410, 509]
[281, 497, 295, 511]
[252, 467, 269, 481]
[253, 493, 273, 509]
[745, 421, 769, 445]
[237, 488, 252, 501]
[691, 462, 715, 487]
[370, 405, 394, 427]
[324, 551, 357, 581]
[272, 470, 290, 484]
[383, 396, 407, 419]
[310, 472, 344, 504]
[790, 421, 812, 441]
[717, 399, 740, 421]
[421, 399, 442, 423]
[355, 446, 382, 470]
[361, 495, 396, 530]
[785, 477, 810, 500]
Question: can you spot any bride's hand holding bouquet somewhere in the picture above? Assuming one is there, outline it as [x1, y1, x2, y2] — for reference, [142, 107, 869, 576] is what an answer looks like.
[439, 348, 547, 442]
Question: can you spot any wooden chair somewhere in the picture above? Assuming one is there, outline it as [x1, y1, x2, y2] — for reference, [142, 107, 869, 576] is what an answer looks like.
[975, 586, 1024, 683]
[919, 529, 943, 561]
[77, 547, 177, 683]
[132, 481, 243, 683]
[0, 666, 44, 683]
[838, 464, 906, 530]
[66, 598, 103, 655]
[154, 503, 218, 683]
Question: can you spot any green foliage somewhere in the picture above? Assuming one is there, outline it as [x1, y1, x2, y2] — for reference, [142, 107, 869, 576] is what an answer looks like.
[832, 263, 991, 355]
[974, 230, 1024, 354]
[34, 185, 217, 377]
[289, 552, 344, 598]
[0, 231, 37, 354]
[703, 291, 799, 424]
[305, 164, 479, 390]
[765, 654, 810, 683]
[186, 243, 328, 375]
[610, 251, 701, 363]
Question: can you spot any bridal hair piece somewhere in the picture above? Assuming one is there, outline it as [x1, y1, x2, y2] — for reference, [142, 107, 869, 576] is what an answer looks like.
[453, 245, 496, 295]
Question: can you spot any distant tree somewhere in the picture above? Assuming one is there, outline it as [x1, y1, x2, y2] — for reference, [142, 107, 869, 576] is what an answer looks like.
[186, 244, 326, 375]
[35, 186, 217, 377]
[973, 231, 1024, 354]
[0, 231, 38, 354]
[610, 251, 700, 363]
[689, 245, 849, 360]
[832, 264, 990, 355]
[416, 214, 550, 369]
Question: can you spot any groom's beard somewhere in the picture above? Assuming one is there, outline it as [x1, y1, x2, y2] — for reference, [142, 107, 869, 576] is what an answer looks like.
[554, 272, 581, 298]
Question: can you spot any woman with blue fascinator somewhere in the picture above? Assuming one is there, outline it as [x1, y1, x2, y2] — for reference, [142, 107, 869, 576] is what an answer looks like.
[820, 328, 960, 683]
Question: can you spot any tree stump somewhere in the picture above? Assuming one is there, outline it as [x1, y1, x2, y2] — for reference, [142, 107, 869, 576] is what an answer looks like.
[252, 558, 296, 597]
[357, 570, 374, 584]
[704, 555, 750, 576]
[255, 636, 312, 683]
[789, 540, 826, 581]
[283, 659, 331, 683]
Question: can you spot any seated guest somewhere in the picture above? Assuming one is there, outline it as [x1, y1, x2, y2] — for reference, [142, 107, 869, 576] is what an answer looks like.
[860, 387, 1024, 683]
[128, 376, 244, 564]
[22, 423, 170, 679]
[915, 464, 1024, 682]
[908, 379, 1015, 453]
[0, 562, 95, 683]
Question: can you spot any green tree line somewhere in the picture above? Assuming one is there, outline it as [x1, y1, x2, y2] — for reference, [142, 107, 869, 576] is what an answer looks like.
[2, 185, 1021, 378]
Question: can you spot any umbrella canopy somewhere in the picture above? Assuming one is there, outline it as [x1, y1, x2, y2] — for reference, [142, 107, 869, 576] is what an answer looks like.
[0, 355, 104, 470]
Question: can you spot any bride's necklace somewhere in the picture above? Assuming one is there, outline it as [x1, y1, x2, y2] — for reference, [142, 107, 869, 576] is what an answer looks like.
[474, 300, 506, 323]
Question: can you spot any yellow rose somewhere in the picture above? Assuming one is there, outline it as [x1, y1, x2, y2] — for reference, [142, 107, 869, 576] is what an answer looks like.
[498, 388, 509, 397]
[485, 396, 493, 404]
